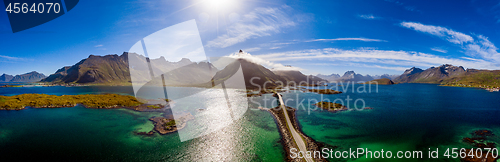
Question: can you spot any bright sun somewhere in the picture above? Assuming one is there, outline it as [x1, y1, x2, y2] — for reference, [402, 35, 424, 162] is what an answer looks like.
[206, 0, 235, 11]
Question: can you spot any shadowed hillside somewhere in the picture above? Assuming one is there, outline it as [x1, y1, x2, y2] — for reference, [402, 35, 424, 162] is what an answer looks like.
[9, 71, 46, 82]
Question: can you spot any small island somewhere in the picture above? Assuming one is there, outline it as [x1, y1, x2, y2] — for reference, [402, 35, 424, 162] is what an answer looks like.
[363, 78, 395, 85]
[313, 101, 348, 112]
[307, 89, 342, 94]
[149, 113, 194, 135]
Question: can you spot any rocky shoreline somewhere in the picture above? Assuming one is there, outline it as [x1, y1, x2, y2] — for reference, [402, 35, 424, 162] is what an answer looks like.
[485, 87, 500, 92]
[148, 113, 194, 135]
[306, 88, 342, 94]
[443, 84, 500, 92]
[461, 130, 499, 162]
[313, 101, 348, 113]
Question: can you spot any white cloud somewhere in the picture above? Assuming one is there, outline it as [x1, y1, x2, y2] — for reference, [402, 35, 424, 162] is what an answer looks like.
[268, 42, 297, 49]
[362, 64, 408, 71]
[307, 38, 387, 42]
[0, 55, 21, 60]
[465, 35, 500, 63]
[358, 14, 376, 19]
[400, 22, 473, 44]
[430, 47, 447, 53]
[242, 47, 261, 52]
[94, 44, 104, 47]
[401, 22, 500, 65]
[0, 55, 32, 63]
[206, 6, 296, 48]
[227, 51, 302, 71]
[254, 48, 499, 71]
[256, 38, 385, 51]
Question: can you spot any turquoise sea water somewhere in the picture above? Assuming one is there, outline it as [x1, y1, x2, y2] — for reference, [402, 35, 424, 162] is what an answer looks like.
[0, 84, 499, 161]
[288, 84, 500, 162]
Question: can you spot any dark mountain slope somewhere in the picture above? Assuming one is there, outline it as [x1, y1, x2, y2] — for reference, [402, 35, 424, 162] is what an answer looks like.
[9, 71, 46, 82]
[274, 70, 326, 85]
[0, 74, 14, 82]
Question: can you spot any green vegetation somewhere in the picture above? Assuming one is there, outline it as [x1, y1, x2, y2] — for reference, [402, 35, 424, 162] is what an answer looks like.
[0, 94, 143, 110]
[364, 78, 395, 85]
[163, 119, 180, 130]
[313, 101, 346, 111]
[0, 85, 23, 88]
[165, 120, 176, 126]
[441, 70, 500, 88]
[307, 89, 342, 94]
[411, 77, 442, 84]
[247, 93, 261, 97]
[147, 105, 162, 109]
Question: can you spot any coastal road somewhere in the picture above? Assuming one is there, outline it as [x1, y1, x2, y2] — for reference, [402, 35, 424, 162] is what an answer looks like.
[277, 93, 314, 162]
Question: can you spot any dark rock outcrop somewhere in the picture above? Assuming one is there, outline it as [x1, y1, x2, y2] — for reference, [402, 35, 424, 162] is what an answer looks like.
[460, 130, 498, 162]
[364, 78, 395, 85]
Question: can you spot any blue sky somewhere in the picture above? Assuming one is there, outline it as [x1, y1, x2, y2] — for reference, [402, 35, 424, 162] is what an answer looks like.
[0, 0, 499, 76]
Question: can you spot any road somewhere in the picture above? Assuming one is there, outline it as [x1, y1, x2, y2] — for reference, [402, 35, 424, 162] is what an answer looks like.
[277, 93, 314, 162]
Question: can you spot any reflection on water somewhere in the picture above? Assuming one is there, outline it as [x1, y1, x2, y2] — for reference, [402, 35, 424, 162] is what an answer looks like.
[175, 87, 248, 142]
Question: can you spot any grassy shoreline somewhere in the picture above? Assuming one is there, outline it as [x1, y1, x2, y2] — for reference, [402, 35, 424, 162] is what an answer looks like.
[0, 93, 143, 110]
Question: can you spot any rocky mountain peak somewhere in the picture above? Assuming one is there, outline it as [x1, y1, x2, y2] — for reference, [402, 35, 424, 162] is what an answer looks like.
[343, 71, 356, 76]
[403, 67, 424, 75]
[435, 64, 465, 76]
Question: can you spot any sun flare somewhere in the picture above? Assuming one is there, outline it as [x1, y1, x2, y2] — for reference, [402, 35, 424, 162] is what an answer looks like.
[206, 0, 235, 11]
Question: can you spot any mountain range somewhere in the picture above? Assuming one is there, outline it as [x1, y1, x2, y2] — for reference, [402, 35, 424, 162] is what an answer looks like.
[394, 64, 500, 88]
[0, 72, 46, 82]
[30, 51, 500, 89]
[315, 74, 341, 82]
[315, 64, 498, 89]
[316, 71, 399, 82]
[41, 51, 327, 89]
[42, 53, 131, 84]
[393, 64, 466, 83]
